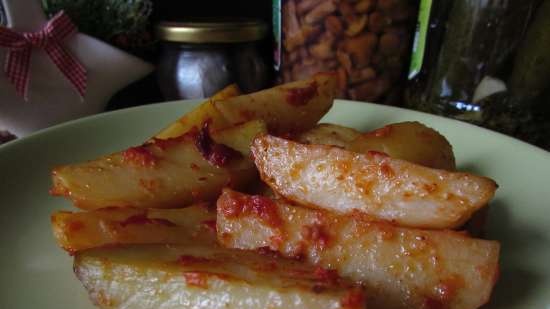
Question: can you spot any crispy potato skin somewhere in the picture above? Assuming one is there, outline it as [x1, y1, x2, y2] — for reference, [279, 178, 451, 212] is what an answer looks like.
[217, 189, 500, 309]
[51, 121, 265, 210]
[74, 244, 366, 309]
[251, 135, 497, 229]
[51, 204, 216, 253]
[154, 84, 241, 140]
[213, 73, 337, 135]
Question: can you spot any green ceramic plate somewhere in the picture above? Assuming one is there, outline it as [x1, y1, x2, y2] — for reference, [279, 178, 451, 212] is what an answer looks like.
[0, 100, 549, 309]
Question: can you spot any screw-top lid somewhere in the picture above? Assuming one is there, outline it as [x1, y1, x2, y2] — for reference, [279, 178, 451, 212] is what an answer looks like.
[156, 18, 267, 43]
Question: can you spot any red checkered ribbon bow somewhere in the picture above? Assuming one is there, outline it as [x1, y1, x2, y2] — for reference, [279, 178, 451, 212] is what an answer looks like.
[0, 11, 87, 100]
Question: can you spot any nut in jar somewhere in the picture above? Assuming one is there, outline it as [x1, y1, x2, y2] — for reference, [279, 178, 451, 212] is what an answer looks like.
[275, 0, 417, 104]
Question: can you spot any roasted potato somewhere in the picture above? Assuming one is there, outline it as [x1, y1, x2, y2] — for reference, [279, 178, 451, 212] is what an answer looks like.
[350, 121, 456, 170]
[296, 123, 362, 148]
[297, 122, 455, 170]
[154, 84, 241, 140]
[212, 73, 337, 135]
[50, 75, 501, 309]
[51, 204, 216, 253]
[210, 120, 266, 157]
[251, 135, 497, 229]
[75, 244, 366, 309]
[158, 74, 337, 139]
[51, 120, 266, 210]
[216, 189, 500, 309]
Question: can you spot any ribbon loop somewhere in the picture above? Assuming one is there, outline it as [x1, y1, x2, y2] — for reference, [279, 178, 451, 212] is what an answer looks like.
[0, 11, 87, 100]
[0, 30, 25, 49]
[46, 12, 78, 42]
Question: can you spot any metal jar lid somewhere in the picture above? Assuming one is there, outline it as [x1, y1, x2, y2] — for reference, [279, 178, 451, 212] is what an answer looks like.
[156, 19, 267, 43]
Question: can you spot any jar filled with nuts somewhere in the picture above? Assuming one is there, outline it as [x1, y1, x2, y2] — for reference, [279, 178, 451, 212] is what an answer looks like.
[274, 0, 418, 104]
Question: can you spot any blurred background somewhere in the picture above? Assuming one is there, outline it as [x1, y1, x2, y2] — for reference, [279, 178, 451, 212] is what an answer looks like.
[0, 0, 548, 149]
[39, 1, 273, 110]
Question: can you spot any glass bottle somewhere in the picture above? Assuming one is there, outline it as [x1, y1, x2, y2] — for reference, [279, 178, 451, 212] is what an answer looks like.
[406, 0, 549, 148]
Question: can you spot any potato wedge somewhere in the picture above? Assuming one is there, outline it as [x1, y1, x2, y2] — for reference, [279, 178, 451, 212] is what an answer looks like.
[296, 123, 362, 148]
[51, 120, 266, 210]
[297, 122, 455, 170]
[350, 122, 456, 170]
[210, 120, 266, 157]
[213, 73, 337, 134]
[154, 84, 241, 140]
[216, 189, 500, 309]
[251, 135, 497, 229]
[51, 204, 216, 253]
[75, 244, 366, 309]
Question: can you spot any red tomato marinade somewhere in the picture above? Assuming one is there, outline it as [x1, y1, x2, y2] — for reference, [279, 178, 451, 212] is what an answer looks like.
[183, 272, 209, 289]
[257, 246, 284, 258]
[301, 224, 330, 250]
[149, 129, 197, 150]
[285, 81, 318, 106]
[49, 176, 70, 196]
[195, 122, 242, 167]
[313, 266, 340, 284]
[367, 150, 390, 157]
[201, 220, 217, 233]
[340, 288, 366, 309]
[434, 275, 465, 303]
[380, 161, 395, 179]
[122, 146, 157, 167]
[219, 191, 282, 228]
[423, 297, 444, 309]
[66, 220, 85, 233]
[366, 125, 393, 138]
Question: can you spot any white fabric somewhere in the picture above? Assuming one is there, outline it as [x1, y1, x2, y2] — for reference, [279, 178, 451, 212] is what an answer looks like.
[0, 0, 154, 137]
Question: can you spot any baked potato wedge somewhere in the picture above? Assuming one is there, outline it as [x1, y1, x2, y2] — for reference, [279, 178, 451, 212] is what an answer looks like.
[350, 121, 456, 170]
[51, 120, 266, 210]
[251, 135, 497, 229]
[297, 122, 455, 170]
[154, 84, 241, 140]
[75, 244, 366, 309]
[51, 204, 216, 253]
[157, 74, 336, 139]
[213, 73, 337, 135]
[216, 189, 500, 309]
[210, 119, 265, 157]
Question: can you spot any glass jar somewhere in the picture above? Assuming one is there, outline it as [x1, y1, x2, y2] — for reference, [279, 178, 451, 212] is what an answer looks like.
[406, 0, 549, 148]
[273, 0, 419, 104]
[156, 19, 270, 100]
